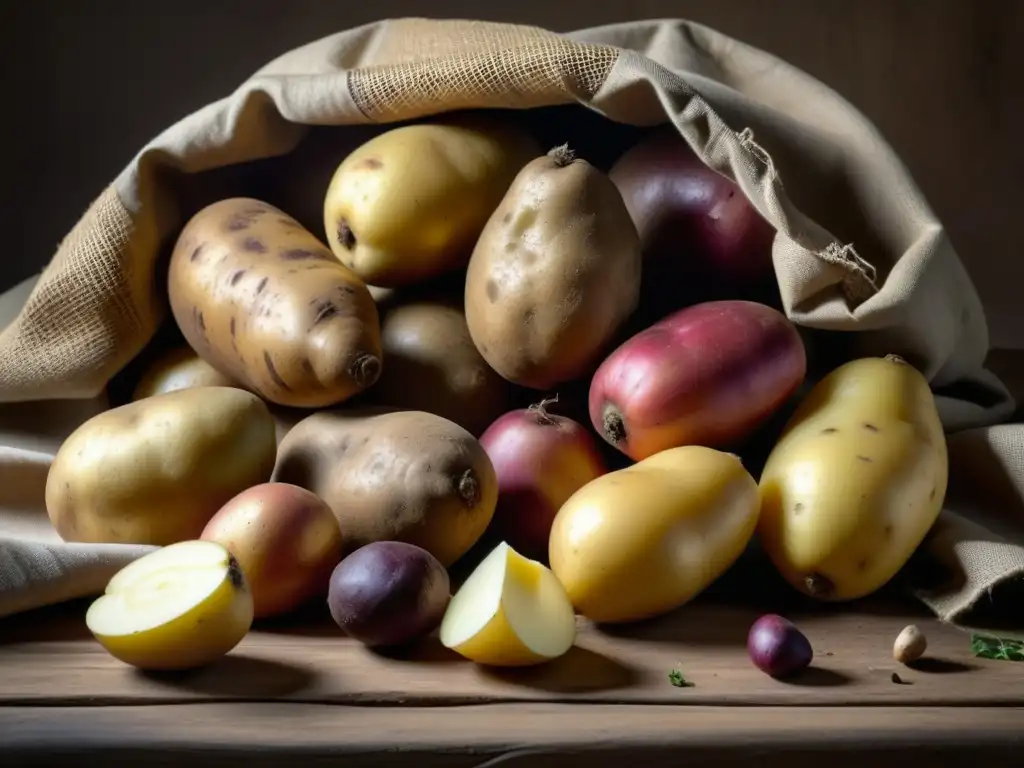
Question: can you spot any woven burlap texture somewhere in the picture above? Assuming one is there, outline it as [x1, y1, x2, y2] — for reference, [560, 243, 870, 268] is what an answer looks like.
[1, 17, 1022, 625]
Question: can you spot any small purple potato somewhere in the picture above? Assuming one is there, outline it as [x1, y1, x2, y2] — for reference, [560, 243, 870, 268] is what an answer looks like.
[747, 614, 813, 679]
[327, 542, 450, 648]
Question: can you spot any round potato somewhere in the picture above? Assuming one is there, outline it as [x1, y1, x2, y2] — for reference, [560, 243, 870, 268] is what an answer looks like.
[365, 298, 513, 436]
[323, 115, 541, 288]
[272, 408, 498, 567]
[201, 482, 344, 619]
[168, 198, 382, 409]
[45, 386, 278, 546]
[132, 346, 241, 401]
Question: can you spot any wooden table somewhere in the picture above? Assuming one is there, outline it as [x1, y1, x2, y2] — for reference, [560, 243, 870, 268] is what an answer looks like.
[2, 570, 1023, 768]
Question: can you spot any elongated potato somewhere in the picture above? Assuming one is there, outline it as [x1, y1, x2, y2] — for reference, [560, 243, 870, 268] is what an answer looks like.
[272, 409, 498, 567]
[465, 145, 641, 389]
[45, 387, 278, 546]
[549, 446, 759, 624]
[589, 301, 806, 460]
[168, 198, 382, 408]
[757, 355, 948, 601]
[132, 346, 241, 401]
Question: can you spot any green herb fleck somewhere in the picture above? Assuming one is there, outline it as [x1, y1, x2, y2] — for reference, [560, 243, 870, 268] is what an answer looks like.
[668, 669, 694, 687]
[971, 634, 1024, 661]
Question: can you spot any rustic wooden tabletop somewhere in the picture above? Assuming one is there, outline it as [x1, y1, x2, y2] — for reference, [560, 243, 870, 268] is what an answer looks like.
[2, 584, 1022, 767]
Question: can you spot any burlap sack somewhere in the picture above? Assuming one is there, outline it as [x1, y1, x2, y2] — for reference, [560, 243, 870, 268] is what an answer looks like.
[2, 17, 1023, 625]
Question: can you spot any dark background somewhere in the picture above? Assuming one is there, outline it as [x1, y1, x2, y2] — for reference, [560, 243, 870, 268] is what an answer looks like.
[2, 0, 1022, 346]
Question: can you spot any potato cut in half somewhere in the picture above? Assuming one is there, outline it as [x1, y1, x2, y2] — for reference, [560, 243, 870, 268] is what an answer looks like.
[85, 540, 254, 670]
[440, 541, 576, 667]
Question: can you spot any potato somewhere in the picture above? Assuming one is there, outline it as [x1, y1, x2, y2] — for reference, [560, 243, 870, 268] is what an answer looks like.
[323, 115, 541, 287]
[478, 400, 607, 563]
[168, 198, 382, 409]
[272, 409, 498, 567]
[201, 483, 344, 619]
[757, 355, 948, 601]
[465, 145, 642, 390]
[365, 298, 513, 436]
[85, 540, 254, 671]
[589, 301, 807, 461]
[132, 346, 240, 401]
[440, 541, 576, 667]
[327, 541, 450, 648]
[45, 386, 277, 546]
[609, 126, 778, 321]
[549, 446, 759, 624]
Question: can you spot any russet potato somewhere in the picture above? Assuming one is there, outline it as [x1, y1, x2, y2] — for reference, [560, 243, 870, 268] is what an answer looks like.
[365, 297, 513, 437]
[465, 145, 641, 390]
[272, 408, 498, 567]
[168, 198, 382, 409]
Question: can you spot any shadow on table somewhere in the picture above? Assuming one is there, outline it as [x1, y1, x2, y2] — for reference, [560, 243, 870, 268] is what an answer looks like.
[475, 645, 641, 694]
[592, 547, 932, 647]
[138, 654, 319, 698]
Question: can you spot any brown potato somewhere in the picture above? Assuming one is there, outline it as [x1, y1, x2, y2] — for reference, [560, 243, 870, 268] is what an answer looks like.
[168, 198, 382, 409]
[465, 145, 641, 390]
[201, 482, 344, 619]
[272, 409, 498, 567]
[45, 386, 278, 546]
[132, 346, 241, 401]
[364, 297, 513, 436]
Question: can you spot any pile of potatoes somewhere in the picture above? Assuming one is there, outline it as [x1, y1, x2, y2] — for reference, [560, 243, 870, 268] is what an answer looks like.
[47, 110, 949, 672]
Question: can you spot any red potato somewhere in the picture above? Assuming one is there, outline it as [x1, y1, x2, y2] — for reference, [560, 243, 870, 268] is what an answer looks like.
[478, 400, 607, 563]
[201, 483, 344, 619]
[589, 300, 806, 461]
[609, 127, 779, 319]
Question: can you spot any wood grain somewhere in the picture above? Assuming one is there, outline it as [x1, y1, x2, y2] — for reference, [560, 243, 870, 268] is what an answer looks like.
[2, 704, 1023, 767]
[2, 596, 1021, 708]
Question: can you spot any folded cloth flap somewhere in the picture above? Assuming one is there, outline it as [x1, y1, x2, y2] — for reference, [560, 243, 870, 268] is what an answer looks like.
[0, 17, 1021, 624]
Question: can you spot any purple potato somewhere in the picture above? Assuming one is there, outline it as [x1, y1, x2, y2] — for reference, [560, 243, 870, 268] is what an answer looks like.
[327, 541, 450, 648]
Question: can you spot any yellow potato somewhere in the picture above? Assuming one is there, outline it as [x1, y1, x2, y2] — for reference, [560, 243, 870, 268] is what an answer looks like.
[168, 198, 382, 409]
[323, 115, 541, 287]
[549, 446, 759, 624]
[757, 355, 948, 601]
[440, 542, 576, 667]
[85, 540, 254, 670]
[132, 346, 240, 401]
[45, 386, 278, 546]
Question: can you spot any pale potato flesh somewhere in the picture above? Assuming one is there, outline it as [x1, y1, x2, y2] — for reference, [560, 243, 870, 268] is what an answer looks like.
[86, 540, 254, 670]
[757, 355, 948, 601]
[440, 541, 576, 666]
